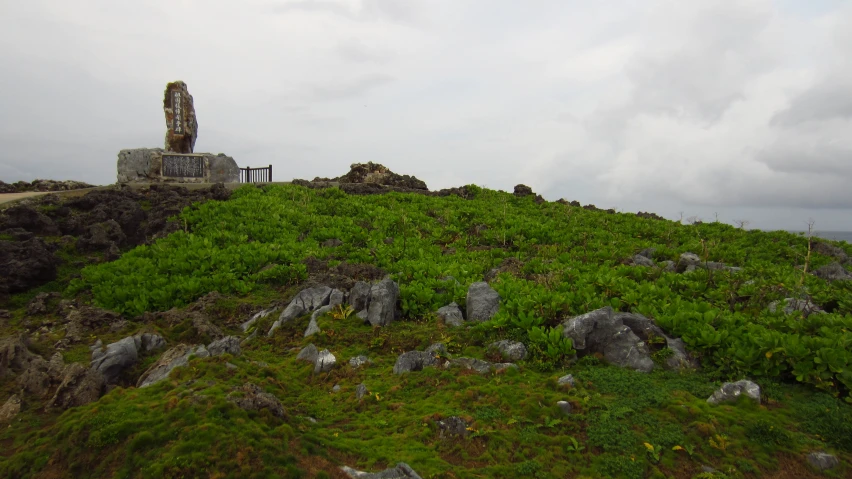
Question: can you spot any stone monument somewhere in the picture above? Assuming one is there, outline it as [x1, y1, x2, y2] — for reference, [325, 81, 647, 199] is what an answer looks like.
[116, 81, 240, 184]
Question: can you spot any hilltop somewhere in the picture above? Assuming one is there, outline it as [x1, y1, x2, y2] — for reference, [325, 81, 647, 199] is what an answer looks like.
[0, 164, 850, 479]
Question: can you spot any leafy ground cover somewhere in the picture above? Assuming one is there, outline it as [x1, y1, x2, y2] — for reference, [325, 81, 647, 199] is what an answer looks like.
[1, 182, 851, 478]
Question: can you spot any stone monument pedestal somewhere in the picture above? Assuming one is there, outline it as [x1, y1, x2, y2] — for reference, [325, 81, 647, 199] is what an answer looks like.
[117, 148, 240, 184]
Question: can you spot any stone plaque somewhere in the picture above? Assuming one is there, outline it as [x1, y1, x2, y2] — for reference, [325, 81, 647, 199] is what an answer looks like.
[172, 90, 183, 135]
[162, 154, 204, 178]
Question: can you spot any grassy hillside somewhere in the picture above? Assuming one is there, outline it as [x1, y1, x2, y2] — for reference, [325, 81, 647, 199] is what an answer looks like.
[1, 183, 851, 478]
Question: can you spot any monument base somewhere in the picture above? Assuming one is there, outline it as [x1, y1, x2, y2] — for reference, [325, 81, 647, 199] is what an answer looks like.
[117, 148, 240, 184]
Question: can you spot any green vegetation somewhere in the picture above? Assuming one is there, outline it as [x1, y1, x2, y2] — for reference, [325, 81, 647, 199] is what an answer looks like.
[2, 183, 851, 478]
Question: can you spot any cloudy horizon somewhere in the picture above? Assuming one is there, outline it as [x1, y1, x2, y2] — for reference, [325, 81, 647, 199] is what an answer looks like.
[1, 0, 850, 231]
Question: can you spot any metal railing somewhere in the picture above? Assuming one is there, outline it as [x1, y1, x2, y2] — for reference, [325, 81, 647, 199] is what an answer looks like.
[239, 165, 272, 183]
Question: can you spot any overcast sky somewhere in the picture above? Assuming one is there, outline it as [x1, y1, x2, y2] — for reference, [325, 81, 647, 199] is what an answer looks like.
[1, 0, 850, 231]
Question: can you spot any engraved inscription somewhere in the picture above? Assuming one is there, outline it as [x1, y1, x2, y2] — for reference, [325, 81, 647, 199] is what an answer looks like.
[162, 155, 203, 178]
[172, 90, 183, 135]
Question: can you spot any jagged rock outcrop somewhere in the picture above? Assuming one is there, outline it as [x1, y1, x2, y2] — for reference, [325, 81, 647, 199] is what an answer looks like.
[137, 344, 209, 388]
[0, 394, 22, 422]
[90, 333, 166, 383]
[328, 162, 428, 190]
[707, 380, 761, 405]
[356, 383, 368, 400]
[616, 312, 697, 370]
[466, 282, 500, 322]
[0, 238, 60, 296]
[296, 344, 336, 373]
[341, 462, 423, 479]
[0, 205, 60, 236]
[365, 279, 399, 327]
[561, 307, 655, 372]
[268, 286, 336, 336]
[47, 363, 105, 410]
[768, 298, 824, 317]
[812, 262, 852, 281]
[207, 336, 241, 357]
[487, 340, 528, 362]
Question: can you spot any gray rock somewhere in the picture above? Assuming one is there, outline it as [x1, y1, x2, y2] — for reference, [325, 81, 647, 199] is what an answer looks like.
[297, 344, 319, 364]
[268, 286, 334, 336]
[631, 254, 656, 267]
[768, 298, 824, 316]
[332, 384, 341, 392]
[349, 281, 372, 312]
[349, 355, 371, 368]
[90, 336, 140, 383]
[664, 337, 699, 370]
[393, 350, 439, 374]
[138, 333, 166, 352]
[707, 380, 761, 405]
[227, 382, 285, 418]
[660, 260, 676, 272]
[207, 336, 241, 357]
[225, 362, 238, 370]
[436, 416, 468, 439]
[425, 343, 449, 357]
[487, 340, 528, 362]
[813, 242, 850, 263]
[449, 357, 517, 374]
[0, 394, 22, 423]
[557, 374, 576, 387]
[366, 279, 400, 327]
[47, 363, 105, 410]
[637, 248, 656, 259]
[466, 282, 500, 322]
[812, 262, 852, 281]
[807, 452, 839, 470]
[341, 463, 423, 479]
[240, 307, 276, 333]
[315, 349, 336, 373]
[137, 344, 210, 388]
[329, 289, 345, 307]
[676, 252, 702, 273]
[562, 307, 654, 372]
[436, 302, 464, 327]
[356, 383, 368, 400]
[305, 304, 334, 337]
[322, 238, 343, 248]
[616, 312, 697, 370]
[557, 401, 572, 416]
[116, 148, 240, 184]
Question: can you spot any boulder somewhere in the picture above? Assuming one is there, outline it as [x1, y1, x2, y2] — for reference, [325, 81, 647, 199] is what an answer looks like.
[315, 349, 336, 373]
[341, 462, 423, 479]
[268, 286, 334, 336]
[297, 344, 319, 364]
[207, 336, 241, 357]
[164, 81, 198, 153]
[466, 282, 500, 322]
[47, 363, 105, 410]
[436, 302, 464, 327]
[807, 452, 839, 471]
[349, 282, 372, 312]
[436, 416, 468, 439]
[227, 382, 285, 418]
[393, 350, 440, 374]
[707, 380, 761, 405]
[137, 344, 209, 388]
[630, 255, 656, 267]
[768, 298, 824, 317]
[487, 340, 528, 362]
[676, 252, 701, 273]
[356, 383, 368, 400]
[812, 262, 852, 281]
[0, 394, 22, 423]
[26, 292, 60, 316]
[557, 374, 575, 387]
[561, 307, 654, 372]
[0, 238, 60, 295]
[366, 279, 399, 327]
[90, 336, 140, 383]
[349, 356, 371, 368]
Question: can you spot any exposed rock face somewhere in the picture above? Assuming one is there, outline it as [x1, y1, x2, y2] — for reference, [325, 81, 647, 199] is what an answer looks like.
[240, 307, 277, 333]
[513, 184, 534, 197]
[304, 289, 345, 337]
[676, 252, 702, 273]
[77, 219, 126, 252]
[436, 416, 468, 439]
[807, 452, 839, 471]
[295, 344, 336, 373]
[813, 242, 850, 264]
[812, 262, 852, 281]
[164, 81, 198, 153]
[630, 254, 656, 267]
[487, 340, 528, 362]
[0, 205, 60, 236]
[366, 279, 399, 327]
[0, 238, 60, 295]
[561, 307, 655, 372]
[436, 303, 464, 327]
[557, 374, 575, 387]
[268, 286, 334, 336]
[466, 282, 500, 322]
[227, 383, 285, 418]
[393, 349, 441, 374]
[207, 336, 241, 357]
[707, 380, 761, 405]
[616, 312, 697, 370]
[26, 292, 61, 316]
[296, 344, 319, 364]
[449, 357, 517, 374]
[355, 383, 368, 400]
[137, 344, 209, 388]
[349, 282, 372, 312]
[341, 462, 423, 479]
[0, 394, 22, 422]
[332, 162, 428, 190]
[0, 179, 94, 193]
[47, 363, 105, 410]
[768, 298, 824, 317]
[90, 333, 165, 384]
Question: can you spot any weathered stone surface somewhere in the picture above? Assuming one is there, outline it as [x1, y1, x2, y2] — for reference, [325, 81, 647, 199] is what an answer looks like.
[436, 416, 468, 439]
[315, 349, 336, 373]
[164, 81, 198, 153]
[297, 344, 319, 364]
[812, 262, 852, 281]
[393, 350, 439, 374]
[349, 282, 372, 312]
[707, 380, 761, 405]
[356, 383, 368, 400]
[240, 307, 277, 333]
[0, 205, 60, 235]
[813, 242, 850, 264]
[268, 286, 333, 336]
[630, 254, 656, 267]
[228, 383, 285, 418]
[466, 282, 500, 322]
[116, 148, 239, 184]
[26, 292, 60, 316]
[0, 394, 22, 422]
[47, 363, 105, 410]
[0, 238, 60, 295]
[77, 219, 126, 252]
[557, 374, 576, 387]
[0, 335, 37, 377]
[137, 344, 210, 388]
[207, 336, 241, 357]
[557, 401, 573, 416]
[676, 252, 702, 273]
[449, 357, 517, 374]
[341, 462, 423, 479]
[90, 336, 139, 383]
[366, 279, 399, 327]
[807, 452, 839, 470]
[305, 303, 337, 337]
[562, 307, 655, 372]
[436, 302, 464, 327]
[768, 298, 824, 316]
[513, 184, 534, 197]
[487, 340, 528, 362]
